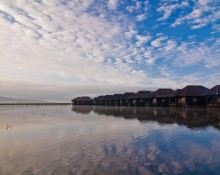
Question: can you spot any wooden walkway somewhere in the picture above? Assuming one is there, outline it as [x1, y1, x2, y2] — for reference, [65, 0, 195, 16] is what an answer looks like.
[0, 103, 72, 106]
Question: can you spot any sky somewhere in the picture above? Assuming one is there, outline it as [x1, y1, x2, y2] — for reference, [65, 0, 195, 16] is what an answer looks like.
[0, 0, 220, 101]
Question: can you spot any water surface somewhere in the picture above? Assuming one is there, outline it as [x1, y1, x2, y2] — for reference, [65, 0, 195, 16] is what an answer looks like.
[0, 105, 220, 175]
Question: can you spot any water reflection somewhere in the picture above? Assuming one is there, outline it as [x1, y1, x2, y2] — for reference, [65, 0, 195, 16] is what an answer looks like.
[0, 106, 220, 175]
[72, 106, 220, 130]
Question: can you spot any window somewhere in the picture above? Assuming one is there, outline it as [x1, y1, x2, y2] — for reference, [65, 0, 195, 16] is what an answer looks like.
[162, 99, 166, 103]
[193, 98, 197, 102]
[140, 99, 143, 102]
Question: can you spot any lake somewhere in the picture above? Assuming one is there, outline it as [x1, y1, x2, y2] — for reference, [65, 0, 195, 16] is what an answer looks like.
[0, 105, 220, 175]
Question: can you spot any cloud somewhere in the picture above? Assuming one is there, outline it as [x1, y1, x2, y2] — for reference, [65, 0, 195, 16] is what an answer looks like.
[0, 0, 219, 101]
[151, 37, 167, 47]
[107, 0, 117, 10]
[156, 1, 189, 21]
[136, 14, 147, 21]
[135, 35, 151, 46]
[198, 0, 213, 6]
[171, 1, 220, 29]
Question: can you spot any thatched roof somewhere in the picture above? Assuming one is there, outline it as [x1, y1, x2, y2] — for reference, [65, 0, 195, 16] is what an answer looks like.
[202, 85, 220, 96]
[154, 88, 175, 98]
[129, 91, 153, 99]
[93, 96, 105, 101]
[72, 96, 92, 102]
[176, 85, 208, 97]
[119, 92, 135, 100]
[101, 95, 114, 100]
[111, 94, 123, 100]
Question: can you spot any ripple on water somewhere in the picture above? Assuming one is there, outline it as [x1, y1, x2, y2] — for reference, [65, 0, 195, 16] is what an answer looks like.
[1, 106, 220, 175]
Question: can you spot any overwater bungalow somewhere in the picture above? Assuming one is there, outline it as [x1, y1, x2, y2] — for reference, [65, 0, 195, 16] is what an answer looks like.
[152, 89, 175, 107]
[105, 95, 114, 105]
[110, 94, 123, 106]
[99, 95, 108, 106]
[72, 96, 94, 105]
[202, 85, 220, 108]
[169, 89, 182, 107]
[175, 85, 208, 107]
[118, 92, 135, 106]
[128, 91, 153, 106]
[102, 95, 114, 106]
[93, 96, 100, 105]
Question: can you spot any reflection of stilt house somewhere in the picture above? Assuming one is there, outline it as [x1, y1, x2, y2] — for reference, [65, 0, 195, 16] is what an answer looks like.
[72, 96, 94, 105]
[152, 89, 175, 107]
[202, 85, 220, 108]
[176, 85, 208, 107]
[129, 91, 153, 106]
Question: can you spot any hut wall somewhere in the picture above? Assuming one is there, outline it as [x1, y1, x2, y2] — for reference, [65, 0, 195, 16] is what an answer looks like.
[132, 99, 146, 106]
[177, 97, 206, 107]
[154, 98, 170, 107]
[186, 97, 206, 107]
[145, 99, 152, 106]
[131, 98, 152, 106]
[206, 95, 220, 108]
[119, 99, 130, 106]
[169, 97, 176, 107]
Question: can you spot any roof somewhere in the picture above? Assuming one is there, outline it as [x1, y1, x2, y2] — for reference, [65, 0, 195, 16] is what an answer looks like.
[154, 88, 175, 98]
[119, 92, 135, 100]
[102, 95, 114, 100]
[72, 96, 92, 102]
[202, 85, 220, 96]
[111, 94, 123, 100]
[176, 85, 209, 97]
[93, 96, 105, 101]
[129, 91, 153, 99]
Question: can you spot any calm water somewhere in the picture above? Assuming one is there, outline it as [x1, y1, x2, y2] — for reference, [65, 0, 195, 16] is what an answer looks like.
[0, 106, 220, 175]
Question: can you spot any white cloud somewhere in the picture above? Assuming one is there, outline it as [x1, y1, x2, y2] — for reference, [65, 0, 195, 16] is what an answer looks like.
[171, 1, 219, 29]
[0, 0, 177, 100]
[107, 0, 117, 10]
[136, 14, 147, 21]
[164, 40, 177, 51]
[151, 39, 161, 47]
[156, 2, 189, 21]
[151, 37, 167, 47]
[157, 4, 178, 21]
[198, 0, 213, 6]
[135, 35, 151, 46]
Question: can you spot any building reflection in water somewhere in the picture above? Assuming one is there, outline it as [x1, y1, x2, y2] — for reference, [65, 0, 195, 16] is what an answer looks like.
[72, 105, 220, 130]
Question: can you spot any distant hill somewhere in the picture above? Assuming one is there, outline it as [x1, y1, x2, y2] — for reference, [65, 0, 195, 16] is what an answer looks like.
[0, 96, 46, 103]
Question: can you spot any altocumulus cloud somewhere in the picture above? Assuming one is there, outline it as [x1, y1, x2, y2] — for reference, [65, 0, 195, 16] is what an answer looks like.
[0, 0, 219, 101]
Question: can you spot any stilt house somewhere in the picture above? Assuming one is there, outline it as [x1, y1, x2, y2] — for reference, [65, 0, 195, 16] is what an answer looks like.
[72, 96, 94, 105]
[152, 89, 175, 107]
[129, 91, 153, 106]
[175, 85, 208, 107]
[202, 85, 220, 108]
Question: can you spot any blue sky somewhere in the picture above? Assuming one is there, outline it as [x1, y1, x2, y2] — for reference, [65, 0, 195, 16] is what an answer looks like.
[0, 0, 219, 101]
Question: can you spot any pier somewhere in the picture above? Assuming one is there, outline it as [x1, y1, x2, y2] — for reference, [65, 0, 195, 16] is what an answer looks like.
[0, 103, 72, 106]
